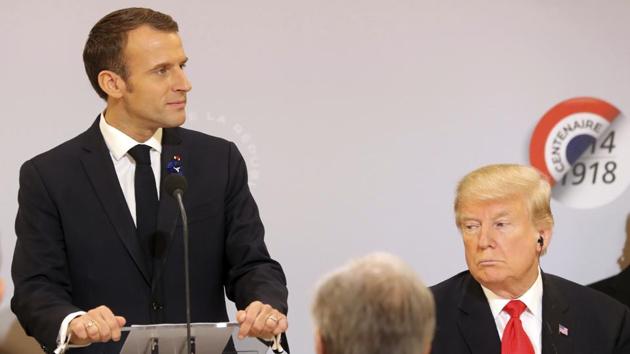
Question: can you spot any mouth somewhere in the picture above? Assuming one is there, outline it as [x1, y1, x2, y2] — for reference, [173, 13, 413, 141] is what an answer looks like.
[478, 260, 503, 266]
[167, 100, 187, 109]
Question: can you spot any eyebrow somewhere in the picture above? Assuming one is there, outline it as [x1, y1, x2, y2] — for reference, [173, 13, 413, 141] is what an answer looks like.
[460, 210, 512, 222]
[493, 211, 512, 219]
[459, 217, 480, 225]
[148, 57, 189, 72]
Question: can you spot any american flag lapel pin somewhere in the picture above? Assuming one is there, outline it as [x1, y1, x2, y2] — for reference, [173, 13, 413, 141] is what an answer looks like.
[558, 324, 569, 336]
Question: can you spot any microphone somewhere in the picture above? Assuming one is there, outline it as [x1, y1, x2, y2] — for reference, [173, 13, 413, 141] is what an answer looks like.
[165, 173, 188, 198]
[164, 174, 192, 354]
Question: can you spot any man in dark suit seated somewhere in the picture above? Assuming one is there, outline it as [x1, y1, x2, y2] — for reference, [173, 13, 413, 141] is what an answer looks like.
[430, 164, 630, 354]
[589, 217, 630, 309]
[311, 253, 436, 354]
[11, 7, 288, 354]
[590, 266, 630, 309]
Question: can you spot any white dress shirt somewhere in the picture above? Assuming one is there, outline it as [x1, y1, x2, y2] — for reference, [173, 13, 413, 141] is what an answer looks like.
[55, 114, 162, 353]
[98, 112, 162, 222]
[481, 269, 543, 354]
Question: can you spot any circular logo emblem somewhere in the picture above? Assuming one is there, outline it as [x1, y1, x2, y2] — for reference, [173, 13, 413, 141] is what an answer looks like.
[530, 97, 629, 208]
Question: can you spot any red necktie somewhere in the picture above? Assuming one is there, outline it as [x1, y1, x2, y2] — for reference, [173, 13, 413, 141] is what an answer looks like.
[501, 300, 535, 354]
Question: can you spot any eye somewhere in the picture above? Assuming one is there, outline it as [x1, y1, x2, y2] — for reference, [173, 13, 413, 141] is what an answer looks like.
[155, 67, 169, 75]
[179, 63, 187, 69]
[463, 223, 480, 232]
[494, 221, 509, 229]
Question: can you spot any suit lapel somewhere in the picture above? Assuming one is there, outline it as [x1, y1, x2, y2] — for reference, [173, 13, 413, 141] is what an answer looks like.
[79, 118, 152, 286]
[152, 128, 185, 285]
[541, 273, 573, 354]
[457, 274, 502, 354]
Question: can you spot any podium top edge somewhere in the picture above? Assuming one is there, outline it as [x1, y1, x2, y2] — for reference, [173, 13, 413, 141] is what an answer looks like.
[121, 322, 239, 331]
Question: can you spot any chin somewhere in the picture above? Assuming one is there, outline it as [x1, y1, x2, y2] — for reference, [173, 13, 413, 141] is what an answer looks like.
[472, 269, 505, 286]
[162, 115, 186, 128]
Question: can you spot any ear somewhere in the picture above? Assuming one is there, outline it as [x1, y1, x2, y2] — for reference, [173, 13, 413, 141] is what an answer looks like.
[314, 328, 326, 354]
[537, 229, 552, 254]
[97, 70, 126, 99]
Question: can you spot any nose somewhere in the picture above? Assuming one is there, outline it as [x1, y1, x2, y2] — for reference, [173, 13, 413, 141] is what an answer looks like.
[478, 226, 495, 249]
[173, 66, 192, 93]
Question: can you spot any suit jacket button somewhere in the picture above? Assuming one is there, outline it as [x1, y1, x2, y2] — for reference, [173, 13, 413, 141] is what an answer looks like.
[152, 302, 162, 311]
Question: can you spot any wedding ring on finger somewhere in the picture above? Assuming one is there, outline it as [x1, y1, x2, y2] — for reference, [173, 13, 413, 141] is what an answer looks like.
[86, 320, 96, 329]
[267, 315, 279, 323]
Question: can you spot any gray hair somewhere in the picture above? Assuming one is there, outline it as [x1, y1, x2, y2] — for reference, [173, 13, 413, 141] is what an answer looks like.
[312, 253, 435, 354]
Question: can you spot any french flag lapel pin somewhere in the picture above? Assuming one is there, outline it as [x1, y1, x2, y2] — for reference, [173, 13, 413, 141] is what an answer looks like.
[167, 155, 184, 175]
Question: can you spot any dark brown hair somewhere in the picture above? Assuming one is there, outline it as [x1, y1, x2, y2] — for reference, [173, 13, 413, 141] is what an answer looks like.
[83, 8, 179, 100]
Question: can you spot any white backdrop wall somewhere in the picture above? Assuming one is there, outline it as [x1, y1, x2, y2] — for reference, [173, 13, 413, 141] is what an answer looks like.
[2, 1, 630, 353]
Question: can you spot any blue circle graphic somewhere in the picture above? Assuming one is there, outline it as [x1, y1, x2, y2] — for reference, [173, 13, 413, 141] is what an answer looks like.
[566, 134, 596, 165]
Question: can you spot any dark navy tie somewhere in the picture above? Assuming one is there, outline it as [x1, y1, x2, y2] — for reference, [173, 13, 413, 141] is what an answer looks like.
[128, 144, 158, 268]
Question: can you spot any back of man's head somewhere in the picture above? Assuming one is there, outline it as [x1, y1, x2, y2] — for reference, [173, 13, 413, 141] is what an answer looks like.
[312, 253, 435, 354]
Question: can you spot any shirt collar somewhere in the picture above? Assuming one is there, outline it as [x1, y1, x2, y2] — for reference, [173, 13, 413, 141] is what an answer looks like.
[99, 112, 163, 160]
[481, 268, 543, 320]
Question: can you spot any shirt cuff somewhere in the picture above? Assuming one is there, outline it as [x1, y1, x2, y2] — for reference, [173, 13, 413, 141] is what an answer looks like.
[54, 311, 89, 354]
[271, 334, 284, 353]
[260, 333, 284, 353]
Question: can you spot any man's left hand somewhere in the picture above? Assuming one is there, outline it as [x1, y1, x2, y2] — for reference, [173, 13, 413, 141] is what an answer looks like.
[236, 300, 288, 339]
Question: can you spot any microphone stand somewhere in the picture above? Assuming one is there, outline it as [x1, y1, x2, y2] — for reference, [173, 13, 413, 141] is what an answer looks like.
[174, 190, 192, 354]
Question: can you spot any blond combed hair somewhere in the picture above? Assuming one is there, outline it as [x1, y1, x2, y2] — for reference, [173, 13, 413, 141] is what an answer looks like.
[454, 164, 554, 230]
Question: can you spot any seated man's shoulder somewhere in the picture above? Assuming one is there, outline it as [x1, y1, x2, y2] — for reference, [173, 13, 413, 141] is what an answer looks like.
[588, 273, 617, 294]
[589, 267, 630, 308]
[430, 270, 471, 301]
[545, 273, 629, 313]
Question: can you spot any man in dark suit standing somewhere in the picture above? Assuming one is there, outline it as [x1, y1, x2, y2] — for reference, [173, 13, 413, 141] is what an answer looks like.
[11, 8, 288, 353]
[430, 164, 630, 354]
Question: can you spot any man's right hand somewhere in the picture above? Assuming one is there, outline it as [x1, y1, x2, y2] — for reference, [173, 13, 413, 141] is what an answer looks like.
[69, 305, 126, 345]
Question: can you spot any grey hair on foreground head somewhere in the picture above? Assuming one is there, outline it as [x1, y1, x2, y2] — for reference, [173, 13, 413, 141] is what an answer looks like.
[312, 252, 435, 354]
